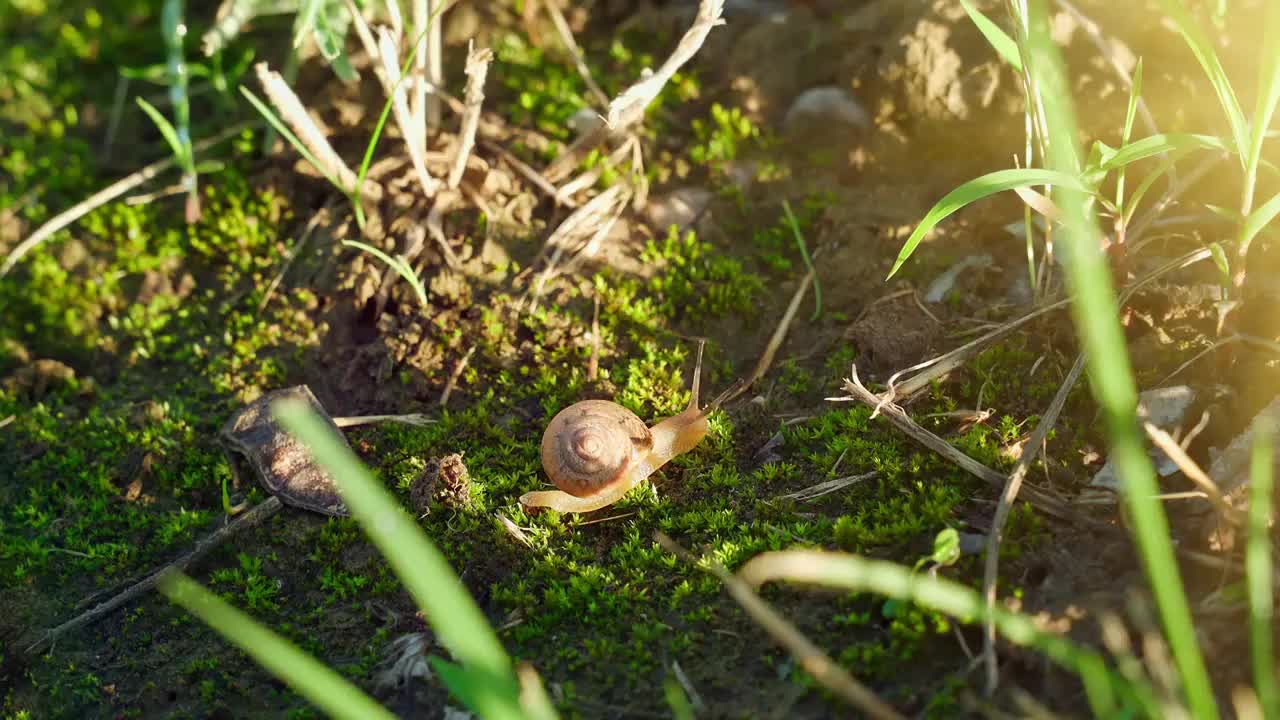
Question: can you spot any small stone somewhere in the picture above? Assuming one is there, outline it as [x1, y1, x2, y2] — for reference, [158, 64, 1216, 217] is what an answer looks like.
[784, 86, 870, 134]
[644, 187, 713, 233]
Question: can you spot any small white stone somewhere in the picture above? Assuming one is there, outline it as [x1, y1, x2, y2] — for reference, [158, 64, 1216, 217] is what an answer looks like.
[784, 86, 870, 132]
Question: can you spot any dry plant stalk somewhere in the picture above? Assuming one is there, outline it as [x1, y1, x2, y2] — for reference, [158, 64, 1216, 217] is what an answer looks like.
[1142, 421, 1243, 526]
[830, 364, 1089, 525]
[524, 183, 631, 314]
[604, 0, 725, 131]
[980, 353, 1086, 695]
[448, 42, 494, 188]
[377, 28, 441, 198]
[254, 63, 374, 199]
[655, 531, 906, 720]
[542, 0, 610, 108]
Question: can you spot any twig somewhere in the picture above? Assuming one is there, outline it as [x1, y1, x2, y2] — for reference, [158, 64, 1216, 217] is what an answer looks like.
[523, 183, 631, 315]
[1, 122, 252, 278]
[829, 364, 1089, 525]
[377, 28, 441, 198]
[496, 513, 533, 548]
[24, 496, 284, 658]
[448, 42, 494, 188]
[654, 531, 906, 720]
[671, 661, 706, 714]
[440, 344, 478, 407]
[782, 199, 820, 322]
[425, 0, 443, 130]
[255, 62, 374, 199]
[479, 139, 575, 206]
[588, 291, 602, 382]
[258, 197, 335, 312]
[724, 259, 818, 404]
[981, 353, 1086, 696]
[331, 413, 435, 428]
[1142, 421, 1243, 527]
[774, 471, 877, 503]
[426, 188, 464, 269]
[541, 0, 610, 108]
[0, 415, 14, 429]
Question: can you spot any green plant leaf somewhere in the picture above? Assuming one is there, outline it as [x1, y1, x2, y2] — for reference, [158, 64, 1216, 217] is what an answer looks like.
[887, 169, 1088, 279]
[430, 658, 528, 720]
[1089, 134, 1230, 181]
[930, 528, 961, 567]
[1241, 189, 1280, 248]
[342, 240, 428, 306]
[1248, 416, 1278, 717]
[135, 97, 189, 167]
[1207, 242, 1231, 286]
[159, 572, 399, 720]
[1154, 0, 1249, 165]
[270, 399, 528, 700]
[959, 0, 1023, 70]
[238, 85, 343, 190]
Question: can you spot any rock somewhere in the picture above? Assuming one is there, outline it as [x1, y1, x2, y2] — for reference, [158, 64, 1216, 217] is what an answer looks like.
[1090, 385, 1198, 490]
[644, 187, 713, 232]
[784, 86, 870, 134]
[1206, 394, 1280, 498]
[924, 254, 992, 303]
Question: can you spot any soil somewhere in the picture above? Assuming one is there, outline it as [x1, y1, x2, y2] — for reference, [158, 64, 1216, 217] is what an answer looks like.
[4, 0, 1280, 718]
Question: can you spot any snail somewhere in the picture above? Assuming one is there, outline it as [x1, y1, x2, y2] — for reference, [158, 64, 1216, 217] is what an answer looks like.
[520, 340, 739, 514]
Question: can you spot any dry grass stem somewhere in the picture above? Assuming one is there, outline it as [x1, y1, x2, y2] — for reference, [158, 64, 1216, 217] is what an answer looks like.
[254, 63, 374, 198]
[542, 0, 610, 108]
[671, 661, 706, 714]
[376, 28, 441, 198]
[774, 471, 878, 503]
[425, 0, 443, 130]
[427, 188, 464, 269]
[981, 353, 1086, 696]
[479, 139, 574, 205]
[24, 496, 284, 658]
[588, 291, 602, 382]
[604, 0, 725, 131]
[830, 364, 1087, 524]
[439, 344, 478, 407]
[382, 0, 403, 39]
[0, 415, 14, 429]
[557, 135, 638, 202]
[655, 532, 906, 720]
[1, 122, 252, 278]
[344, 0, 392, 93]
[722, 260, 818, 405]
[331, 413, 435, 428]
[1142, 421, 1243, 526]
[448, 42, 494, 188]
[411, 0, 428, 142]
[524, 183, 631, 314]
[496, 513, 533, 548]
[258, 198, 335, 312]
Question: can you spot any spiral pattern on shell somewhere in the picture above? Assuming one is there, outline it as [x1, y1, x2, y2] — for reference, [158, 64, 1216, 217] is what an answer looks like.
[540, 399, 653, 497]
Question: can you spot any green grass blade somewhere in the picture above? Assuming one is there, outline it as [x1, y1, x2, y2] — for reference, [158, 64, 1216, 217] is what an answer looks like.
[1116, 58, 1143, 212]
[342, 240, 428, 306]
[135, 97, 188, 166]
[782, 199, 820, 321]
[430, 659, 530, 720]
[1241, 189, 1280, 248]
[270, 399, 519, 693]
[664, 677, 697, 720]
[1237, 0, 1280, 260]
[1248, 415, 1277, 717]
[1093, 134, 1230, 178]
[158, 572, 398, 720]
[1121, 153, 1186, 228]
[1023, 3, 1218, 717]
[1154, 0, 1249, 164]
[238, 85, 343, 190]
[736, 550, 1157, 717]
[886, 169, 1087, 279]
[291, 0, 324, 49]
[959, 0, 1022, 70]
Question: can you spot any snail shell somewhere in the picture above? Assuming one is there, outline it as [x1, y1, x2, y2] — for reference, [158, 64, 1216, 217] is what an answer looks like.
[540, 399, 654, 498]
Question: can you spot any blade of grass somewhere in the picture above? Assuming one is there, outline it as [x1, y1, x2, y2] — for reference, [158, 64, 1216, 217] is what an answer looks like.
[239, 85, 344, 191]
[135, 97, 190, 167]
[886, 168, 1088, 279]
[960, 0, 1023, 70]
[1241, 189, 1280, 248]
[1247, 415, 1277, 717]
[782, 199, 820, 322]
[342, 239, 428, 306]
[1115, 58, 1143, 215]
[158, 572, 399, 720]
[1023, 2, 1218, 718]
[1235, 0, 1280, 269]
[270, 398, 531, 715]
[735, 550, 1159, 717]
[1154, 0, 1249, 165]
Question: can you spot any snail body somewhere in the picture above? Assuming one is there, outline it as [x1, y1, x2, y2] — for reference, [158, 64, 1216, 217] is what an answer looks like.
[520, 341, 732, 514]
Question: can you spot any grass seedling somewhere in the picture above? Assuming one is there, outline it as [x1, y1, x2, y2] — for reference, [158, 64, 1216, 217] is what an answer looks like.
[781, 199, 820, 322]
[342, 239, 428, 307]
[1247, 416, 1277, 717]
[135, 0, 200, 222]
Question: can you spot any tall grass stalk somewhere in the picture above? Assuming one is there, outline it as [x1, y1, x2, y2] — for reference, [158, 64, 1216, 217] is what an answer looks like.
[1021, 2, 1217, 717]
[163, 0, 199, 222]
[1247, 416, 1277, 717]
